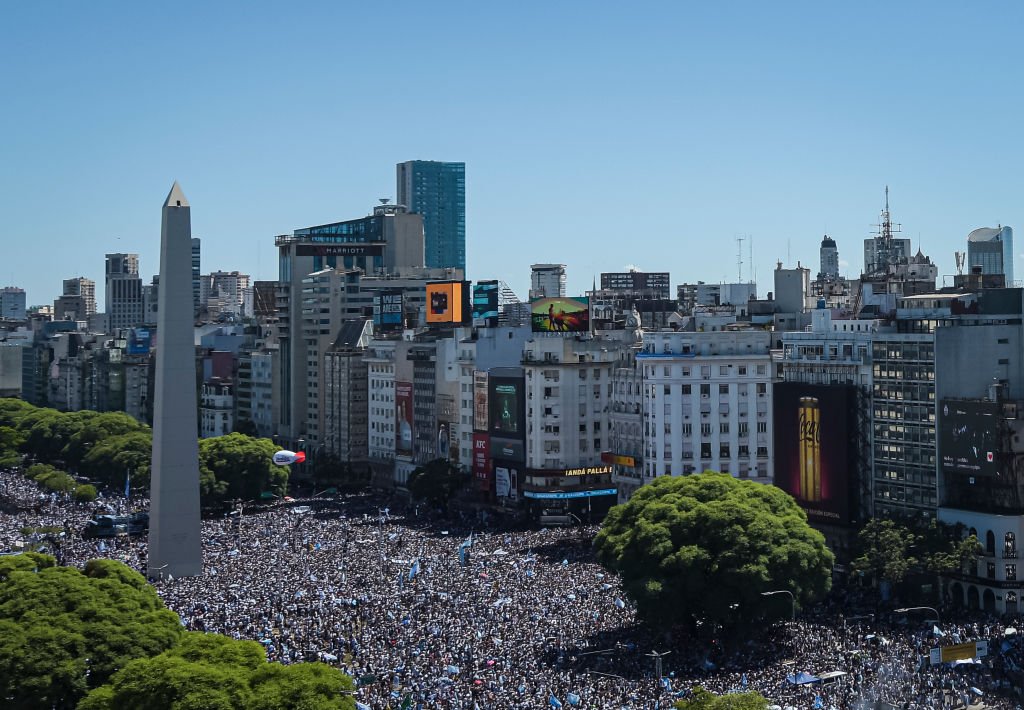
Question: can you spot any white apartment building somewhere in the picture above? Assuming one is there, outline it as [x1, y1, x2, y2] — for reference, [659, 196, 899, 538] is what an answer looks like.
[609, 344, 644, 502]
[249, 351, 275, 438]
[640, 330, 774, 483]
[366, 339, 397, 463]
[200, 379, 234, 438]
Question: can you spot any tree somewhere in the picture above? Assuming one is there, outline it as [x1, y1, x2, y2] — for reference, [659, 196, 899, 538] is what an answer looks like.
[73, 484, 98, 503]
[594, 472, 834, 627]
[62, 412, 147, 470]
[852, 518, 981, 583]
[407, 458, 466, 509]
[79, 430, 153, 491]
[0, 556, 182, 709]
[79, 632, 356, 710]
[676, 687, 769, 710]
[199, 433, 287, 505]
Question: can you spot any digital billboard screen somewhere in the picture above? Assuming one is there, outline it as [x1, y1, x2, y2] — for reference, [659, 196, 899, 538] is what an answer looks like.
[489, 377, 523, 437]
[126, 328, 152, 355]
[372, 289, 403, 332]
[472, 281, 499, 327]
[530, 296, 590, 333]
[426, 281, 469, 325]
[940, 399, 1001, 477]
[396, 381, 414, 456]
[772, 382, 857, 525]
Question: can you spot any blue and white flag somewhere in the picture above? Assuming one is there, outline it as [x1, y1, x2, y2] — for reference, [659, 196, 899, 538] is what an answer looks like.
[408, 559, 420, 581]
[567, 692, 581, 706]
[458, 546, 467, 567]
[356, 702, 371, 710]
[660, 677, 672, 691]
[741, 673, 747, 688]
[614, 598, 626, 609]
[397, 571, 404, 589]
[549, 695, 563, 708]
[124, 471, 131, 498]
[933, 624, 945, 637]
[813, 695, 823, 709]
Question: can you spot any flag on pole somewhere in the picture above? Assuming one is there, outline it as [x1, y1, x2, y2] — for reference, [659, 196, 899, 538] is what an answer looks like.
[124, 471, 131, 499]
[933, 624, 945, 637]
[408, 559, 420, 581]
[548, 695, 562, 708]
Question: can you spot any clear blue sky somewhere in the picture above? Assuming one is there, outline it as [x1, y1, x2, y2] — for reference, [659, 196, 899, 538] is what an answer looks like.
[2, 2, 1022, 310]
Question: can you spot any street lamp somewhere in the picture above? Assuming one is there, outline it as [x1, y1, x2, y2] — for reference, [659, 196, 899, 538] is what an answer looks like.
[645, 649, 671, 683]
[761, 590, 796, 621]
[894, 606, 941, 626]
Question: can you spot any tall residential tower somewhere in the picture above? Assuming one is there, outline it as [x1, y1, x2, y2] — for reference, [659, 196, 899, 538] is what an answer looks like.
[397, 160, 466, 270]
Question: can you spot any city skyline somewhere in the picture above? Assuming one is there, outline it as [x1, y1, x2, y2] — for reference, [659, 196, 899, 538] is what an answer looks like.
[3, 3, 1024, 308]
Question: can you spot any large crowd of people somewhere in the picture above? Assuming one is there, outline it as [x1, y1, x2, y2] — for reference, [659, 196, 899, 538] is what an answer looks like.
[1, 467, 1022, 709]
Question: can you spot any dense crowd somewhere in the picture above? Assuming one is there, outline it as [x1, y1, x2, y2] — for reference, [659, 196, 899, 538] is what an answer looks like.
[1, 467, 1022, 709]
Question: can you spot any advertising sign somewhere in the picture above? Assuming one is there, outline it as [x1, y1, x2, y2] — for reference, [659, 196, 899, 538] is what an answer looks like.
[772, 382, 857, 525]
[295, 244, 383, 257]
[529, 466, 614, 477]
[929, 640, 988, 665]
[472, 433, 491, 482]
[472, 281, 500, 327]
[495, 467, 511, 498]
[940, 399, 1001, 477]
[372, 289, 404, 332]
[126, 328, 152, 355]
[473, 371, 489, 432]
[395, 381, 414, 456]
[426, 281, 469, 325]
[523, 489, 618, 499]
[601, 452, 637, 468]
[530, 296, 591, 333]
[490, 378, 523, 437]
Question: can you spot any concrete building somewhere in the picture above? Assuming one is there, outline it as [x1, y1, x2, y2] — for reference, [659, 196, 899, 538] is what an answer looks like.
[365, 338, 397, 473]
[199, 378, 234, 438]
[819, 235, 839, 280]
[0, 343, 22, 396]
[249, 350, 275, 438]
[191, 237, 201, 316]
[0, 287, 26, 321]
[199, 270, 250, 320]
[105, 253, 144, 331]
[530, 264, 567, 300]
[968, 226, 1014, 285]
[322, 320, 372, 467]
[55, 278, 96, 322]
[638, 330, 775, 484]
[609, 342, 644, 502]
[397, 160, 466, 271]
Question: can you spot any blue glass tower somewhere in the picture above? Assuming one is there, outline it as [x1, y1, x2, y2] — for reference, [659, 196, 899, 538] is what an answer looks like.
[397, 160, 466, 271]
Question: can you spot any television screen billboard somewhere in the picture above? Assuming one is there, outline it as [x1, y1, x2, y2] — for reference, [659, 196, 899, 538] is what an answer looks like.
[530, 296, 590, 333]
[126, 328, 152, 355]
[372, 289, 404, 332]
[772, 382, 857, 525]
[489, 377, 523, 437]
[396, 381, 414, 456]
[473, 371, 489, 432]
[426, 281, 469, 324]
[940, 399, 1001, 476]
[472, 281, 499, 327]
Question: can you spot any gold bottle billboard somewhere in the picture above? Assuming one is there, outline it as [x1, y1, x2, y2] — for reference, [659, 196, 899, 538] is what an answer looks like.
[798, 396, 822, 502]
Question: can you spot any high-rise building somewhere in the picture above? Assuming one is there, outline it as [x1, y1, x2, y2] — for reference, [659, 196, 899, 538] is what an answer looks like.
[530, 264, 567, 299]
[105, 253, 143, 331]
[397, 160, 466, 270]
[968, 226, 1014, 285]
[818, 235, 839, 280]
[63, 277, 97, 315]
[0, 287, 27, 321]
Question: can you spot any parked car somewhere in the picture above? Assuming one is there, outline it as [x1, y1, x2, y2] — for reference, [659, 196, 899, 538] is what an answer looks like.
[82, 515, 128, 539]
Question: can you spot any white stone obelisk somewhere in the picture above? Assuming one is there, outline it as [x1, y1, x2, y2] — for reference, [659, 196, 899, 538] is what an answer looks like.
[148, 182, 202, 578]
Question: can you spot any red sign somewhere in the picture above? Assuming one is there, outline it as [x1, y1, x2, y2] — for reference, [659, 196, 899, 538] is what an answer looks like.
[472, 433, 492, 482]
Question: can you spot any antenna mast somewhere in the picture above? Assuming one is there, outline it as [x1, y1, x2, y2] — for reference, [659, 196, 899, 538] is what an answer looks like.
[736, 236, 744, 283]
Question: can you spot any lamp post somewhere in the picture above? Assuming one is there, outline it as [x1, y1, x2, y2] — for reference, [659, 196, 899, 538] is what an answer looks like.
[761, 590, 796, 621]
[895, 606, 941, 626]
[645, 649, 671, 685]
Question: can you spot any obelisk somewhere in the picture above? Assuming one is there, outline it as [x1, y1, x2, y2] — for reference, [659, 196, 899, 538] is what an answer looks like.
[148, 182, 202, 578]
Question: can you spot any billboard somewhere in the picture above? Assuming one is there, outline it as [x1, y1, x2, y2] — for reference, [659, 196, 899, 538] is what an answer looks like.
[472, 281, 500, 327]
[940, 399, 1001, 477]
[395, 381, 414, 456]
[530, 296, 590, 333]
[472, 433, 492, 482]
[126, 328, 152, 355]
[426, 281, 469, 325]
[372, 289, 404, 332]
[473, 371, 489, 432]
[295, 244, 383, 257]
[772, 382, 858, 525]
[490, 378, 523, 437]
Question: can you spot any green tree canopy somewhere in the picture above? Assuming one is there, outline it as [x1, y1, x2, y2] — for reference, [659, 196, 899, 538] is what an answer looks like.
[676, 687, 769, 710]
[199, 433, 287, 504]
[407, 458, 466, 508]
[79, 430, 153, 491]
[79, 632, 355, 710]
[852, 518, 980, 584]
[0, 556, 182, 709]
[63, 412, 148, 470]
[594, 472, 834, 627]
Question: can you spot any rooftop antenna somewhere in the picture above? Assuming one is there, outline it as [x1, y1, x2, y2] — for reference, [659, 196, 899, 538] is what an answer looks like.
[749, 235, 754, 285]
[735, 236, 744, 283]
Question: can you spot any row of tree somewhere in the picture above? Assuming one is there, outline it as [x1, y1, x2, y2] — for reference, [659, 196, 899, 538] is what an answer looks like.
[0, 553, 354, 709]
[0, 399, 288, 506]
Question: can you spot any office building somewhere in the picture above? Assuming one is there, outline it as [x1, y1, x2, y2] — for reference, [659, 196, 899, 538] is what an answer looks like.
[968, 226, 1014, 285]
[191, 238, 201, 315]
[323, 320, 372, 468]
[530, 264, 567, 299]
[819, 235, 839, 280]
[62, 277, 97, 316]
[105, 253, 144, 331]
[600, 271, 671, 300]
[0, 287, 26, 321]
[397, 160, 466, 270]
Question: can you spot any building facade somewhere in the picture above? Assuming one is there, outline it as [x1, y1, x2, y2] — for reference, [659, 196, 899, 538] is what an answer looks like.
[397, 160, 466, 271]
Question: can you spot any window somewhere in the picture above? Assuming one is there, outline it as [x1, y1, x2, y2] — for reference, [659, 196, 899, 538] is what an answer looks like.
[682, 384, 691, 395]
[720, 422, 729, 434]
[700, 423, 712, 436]
[1006, 532, 1017, 558]
[757, 422, 767, 433]
[1007, 564, 1017, 581]
[756, 364, 766, 375]
[719, 384, 729, 395]
[700, 384, 710, 397]
[739, 422, 749, 436]
[756, 383, 767, 395]
[681, 367, 690, 377]
[738, 366, 747, 376]
[664, 385, 671, 396]
[987, 562, 996, 579]
[701, 365, 711, 378]
[719, 365, 729, 375]
[700, 442, 712, 459]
